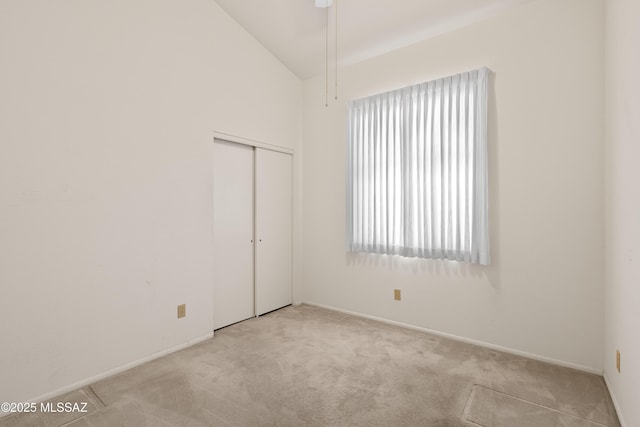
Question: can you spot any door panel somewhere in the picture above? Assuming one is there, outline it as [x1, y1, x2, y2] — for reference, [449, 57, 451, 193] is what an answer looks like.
[255, 148, 292, 315]
[213, 140, 255, 329]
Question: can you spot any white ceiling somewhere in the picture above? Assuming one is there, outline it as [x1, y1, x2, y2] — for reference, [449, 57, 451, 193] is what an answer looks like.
[213, 0, 531, 80]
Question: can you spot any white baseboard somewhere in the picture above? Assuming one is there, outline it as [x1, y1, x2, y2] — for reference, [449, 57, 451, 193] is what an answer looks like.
[300, 301, 602, 375]
[603, 371, 626, 427]
[14, 332, 214, 413]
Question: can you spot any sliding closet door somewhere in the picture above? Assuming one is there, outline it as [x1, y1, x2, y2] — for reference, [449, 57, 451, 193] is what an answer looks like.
[213, 140, 255, 329]
[255, 148, 292, 315]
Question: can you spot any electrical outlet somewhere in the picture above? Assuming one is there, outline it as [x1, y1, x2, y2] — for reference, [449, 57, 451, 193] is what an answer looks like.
[177, 304, 186, 319]
[394, 289, 401, 301]
[616, 350, 620, 373]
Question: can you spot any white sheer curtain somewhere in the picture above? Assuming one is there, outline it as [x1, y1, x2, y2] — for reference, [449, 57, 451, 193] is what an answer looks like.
[347, 67, 490, 265]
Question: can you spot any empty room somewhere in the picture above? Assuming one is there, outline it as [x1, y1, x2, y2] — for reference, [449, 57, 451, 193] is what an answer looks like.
[0, 0, 638, 426]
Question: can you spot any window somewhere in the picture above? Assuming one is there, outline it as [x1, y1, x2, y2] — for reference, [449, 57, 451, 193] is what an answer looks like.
[346, 67, 490, 265]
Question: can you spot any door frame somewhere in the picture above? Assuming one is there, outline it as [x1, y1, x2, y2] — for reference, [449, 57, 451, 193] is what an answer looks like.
[213, 131, 293, 155]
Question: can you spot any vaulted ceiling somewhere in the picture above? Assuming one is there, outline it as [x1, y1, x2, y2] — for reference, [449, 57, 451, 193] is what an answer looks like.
[214, 0, 532, 79]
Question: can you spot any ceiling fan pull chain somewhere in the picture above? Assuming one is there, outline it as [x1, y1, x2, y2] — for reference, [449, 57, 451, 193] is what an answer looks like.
[325, 5, 329, 107]
[335, 0, 338, 101]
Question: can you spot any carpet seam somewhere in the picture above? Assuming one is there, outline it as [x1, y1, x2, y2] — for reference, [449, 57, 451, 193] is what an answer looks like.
[461, 385, 483, 426]
[85, 385, 106, 409]
[467, 384, 610, 427]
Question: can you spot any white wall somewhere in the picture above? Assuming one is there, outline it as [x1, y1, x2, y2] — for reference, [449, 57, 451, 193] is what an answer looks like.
[301, 0, 605, 372]
[0, 0, 301, 404]
[604, 0, 640, 425]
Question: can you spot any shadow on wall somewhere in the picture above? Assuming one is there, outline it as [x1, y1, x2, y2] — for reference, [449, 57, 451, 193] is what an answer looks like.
[344, 71, 501, 291]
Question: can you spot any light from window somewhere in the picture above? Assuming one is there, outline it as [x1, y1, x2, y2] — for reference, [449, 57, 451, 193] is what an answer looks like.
[346, 67, 490, 265]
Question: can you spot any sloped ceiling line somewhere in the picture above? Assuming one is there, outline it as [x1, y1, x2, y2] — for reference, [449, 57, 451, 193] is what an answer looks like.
[213, 0, 532, 80]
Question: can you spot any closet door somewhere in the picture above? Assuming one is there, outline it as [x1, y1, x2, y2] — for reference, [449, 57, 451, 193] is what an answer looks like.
[255, 148, 293, 315]
[213, 140, 255, 329]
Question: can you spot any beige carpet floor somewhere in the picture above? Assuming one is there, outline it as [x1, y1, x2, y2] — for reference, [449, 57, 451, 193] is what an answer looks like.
[0, 304, 620, 426]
